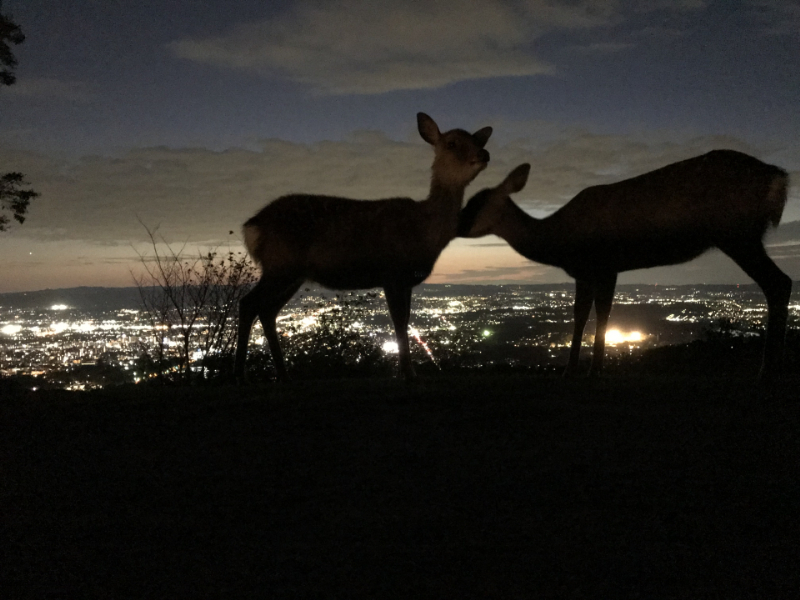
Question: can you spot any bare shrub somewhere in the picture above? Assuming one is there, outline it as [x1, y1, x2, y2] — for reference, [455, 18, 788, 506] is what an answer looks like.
[132, 227, 258, 383]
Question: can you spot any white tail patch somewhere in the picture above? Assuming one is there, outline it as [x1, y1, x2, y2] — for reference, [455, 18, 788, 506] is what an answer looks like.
[243, 224, 261, 264]
[766, 173, 789, 229]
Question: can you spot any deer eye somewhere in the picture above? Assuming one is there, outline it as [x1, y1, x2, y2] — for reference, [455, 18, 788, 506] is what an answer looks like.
[446, 140, 456, 150]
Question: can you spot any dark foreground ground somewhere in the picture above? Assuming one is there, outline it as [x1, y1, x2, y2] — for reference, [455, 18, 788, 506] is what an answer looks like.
[2, 373, 799, 599]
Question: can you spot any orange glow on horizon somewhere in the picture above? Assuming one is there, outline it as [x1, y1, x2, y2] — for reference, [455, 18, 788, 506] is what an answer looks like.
[605, 329, 644, 345]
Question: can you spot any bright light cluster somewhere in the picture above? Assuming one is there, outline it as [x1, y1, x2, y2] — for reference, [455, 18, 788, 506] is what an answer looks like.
[605, 329, 643, 345]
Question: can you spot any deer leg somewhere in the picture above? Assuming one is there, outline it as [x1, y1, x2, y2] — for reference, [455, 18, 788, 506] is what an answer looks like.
[722, 242, 792, 379]
[565, 279, 595, 376]
[257, 278, 303, 382]
[234, 279, 265, 383]
[385, 284, 416, 380]
[590, 274, 618, 376]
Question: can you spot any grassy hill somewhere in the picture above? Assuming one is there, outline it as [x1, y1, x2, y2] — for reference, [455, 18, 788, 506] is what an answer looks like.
[2, 374, 799, 599]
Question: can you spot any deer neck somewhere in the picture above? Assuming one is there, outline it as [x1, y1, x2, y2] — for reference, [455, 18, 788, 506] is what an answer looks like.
[422, 179, 467, 244]
[494, 203, 561, 266]
[427, 179, 467, 209]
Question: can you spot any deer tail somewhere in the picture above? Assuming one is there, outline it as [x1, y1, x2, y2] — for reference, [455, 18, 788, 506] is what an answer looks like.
[242, 223, 262, 265]
[765, 170, 789, 229]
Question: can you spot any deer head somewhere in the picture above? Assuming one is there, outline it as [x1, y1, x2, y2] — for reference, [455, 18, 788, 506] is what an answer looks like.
[417, 112, 492, 188]
[458, 163, 531, 237]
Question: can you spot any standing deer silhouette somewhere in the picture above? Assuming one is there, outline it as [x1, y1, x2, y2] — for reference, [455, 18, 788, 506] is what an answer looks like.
[235, 113, 491, 382]
[459, 152, 791, 378]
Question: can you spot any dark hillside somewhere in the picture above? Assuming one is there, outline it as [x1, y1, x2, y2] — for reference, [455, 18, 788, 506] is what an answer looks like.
[2, 375, 799, 599]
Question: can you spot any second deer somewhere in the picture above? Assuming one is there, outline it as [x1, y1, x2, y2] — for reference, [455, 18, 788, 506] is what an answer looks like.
[235, 113, 492, 382]
[459, 152, 792, 378]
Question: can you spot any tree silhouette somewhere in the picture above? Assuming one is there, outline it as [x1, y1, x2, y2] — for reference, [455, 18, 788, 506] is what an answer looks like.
[0, 1, 25, 86]
[1, 2, 38, 231]
[133, 226, 259, 383]
[0, 172, 38, 230]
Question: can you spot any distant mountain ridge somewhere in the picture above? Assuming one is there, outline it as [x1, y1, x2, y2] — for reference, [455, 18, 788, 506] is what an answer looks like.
[0, 283, 771, 311]
[0, 287, 145, 311]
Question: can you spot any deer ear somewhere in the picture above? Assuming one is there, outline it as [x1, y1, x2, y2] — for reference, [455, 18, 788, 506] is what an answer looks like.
[472, 126, 493, 148]
[503, 163, 530, 194]
[417, 113, 440, 145]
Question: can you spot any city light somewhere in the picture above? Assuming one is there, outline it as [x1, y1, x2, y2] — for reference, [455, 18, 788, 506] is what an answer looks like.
[50, 322, 69, 334]
[605, 329, 643, 345]
[409, 326, 437, 365]
[1, 285, 797, 389]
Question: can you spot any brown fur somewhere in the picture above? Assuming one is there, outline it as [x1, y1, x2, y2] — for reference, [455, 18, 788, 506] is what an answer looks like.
[460, 152, 792, 379]
[235, 113, 492, 381]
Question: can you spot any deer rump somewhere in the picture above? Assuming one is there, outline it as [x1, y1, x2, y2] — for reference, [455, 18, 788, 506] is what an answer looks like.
[546, 150, 788, 277]
[244, 194, 450, 289]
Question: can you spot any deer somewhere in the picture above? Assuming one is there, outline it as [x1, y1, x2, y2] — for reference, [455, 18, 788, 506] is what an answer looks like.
[234, 113, 492, 382]
[458, 151, 792, 379]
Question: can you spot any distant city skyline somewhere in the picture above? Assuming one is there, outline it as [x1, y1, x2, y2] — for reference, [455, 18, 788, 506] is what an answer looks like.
[3, 282, 794, 389]
[1, 0, 799, 292]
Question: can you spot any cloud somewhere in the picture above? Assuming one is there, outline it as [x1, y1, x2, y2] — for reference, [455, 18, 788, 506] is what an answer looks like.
[767, 243, 800, 260]
[564, 42, 634, 54]
[2, 120, 798, 289]
[475, 126, 800, 218]
[444, 262, 550, 283]
[0, 133, 438, 246]
[4, 77, 95, 102]
[4, 123, 798, 249]
[168, 0, 707, 94]
[743, 0, 800, 36]
[632, 0, 709, 11]
[766, 221, 800, 262]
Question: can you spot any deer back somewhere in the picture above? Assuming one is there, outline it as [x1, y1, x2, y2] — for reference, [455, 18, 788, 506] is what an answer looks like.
[244, 194, 456, 285]
[551, 150, 787, 244]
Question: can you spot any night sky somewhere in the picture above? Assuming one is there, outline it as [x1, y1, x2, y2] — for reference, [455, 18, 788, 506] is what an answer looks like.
[1, 0, 798, 292]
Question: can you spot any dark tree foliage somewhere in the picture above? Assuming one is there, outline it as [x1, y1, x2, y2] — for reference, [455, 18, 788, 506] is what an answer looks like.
[0, 172, 39, 230]
[1, 5, 37, 230]
[0, 3, 25, 87]
[281, 292, 394, 380]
